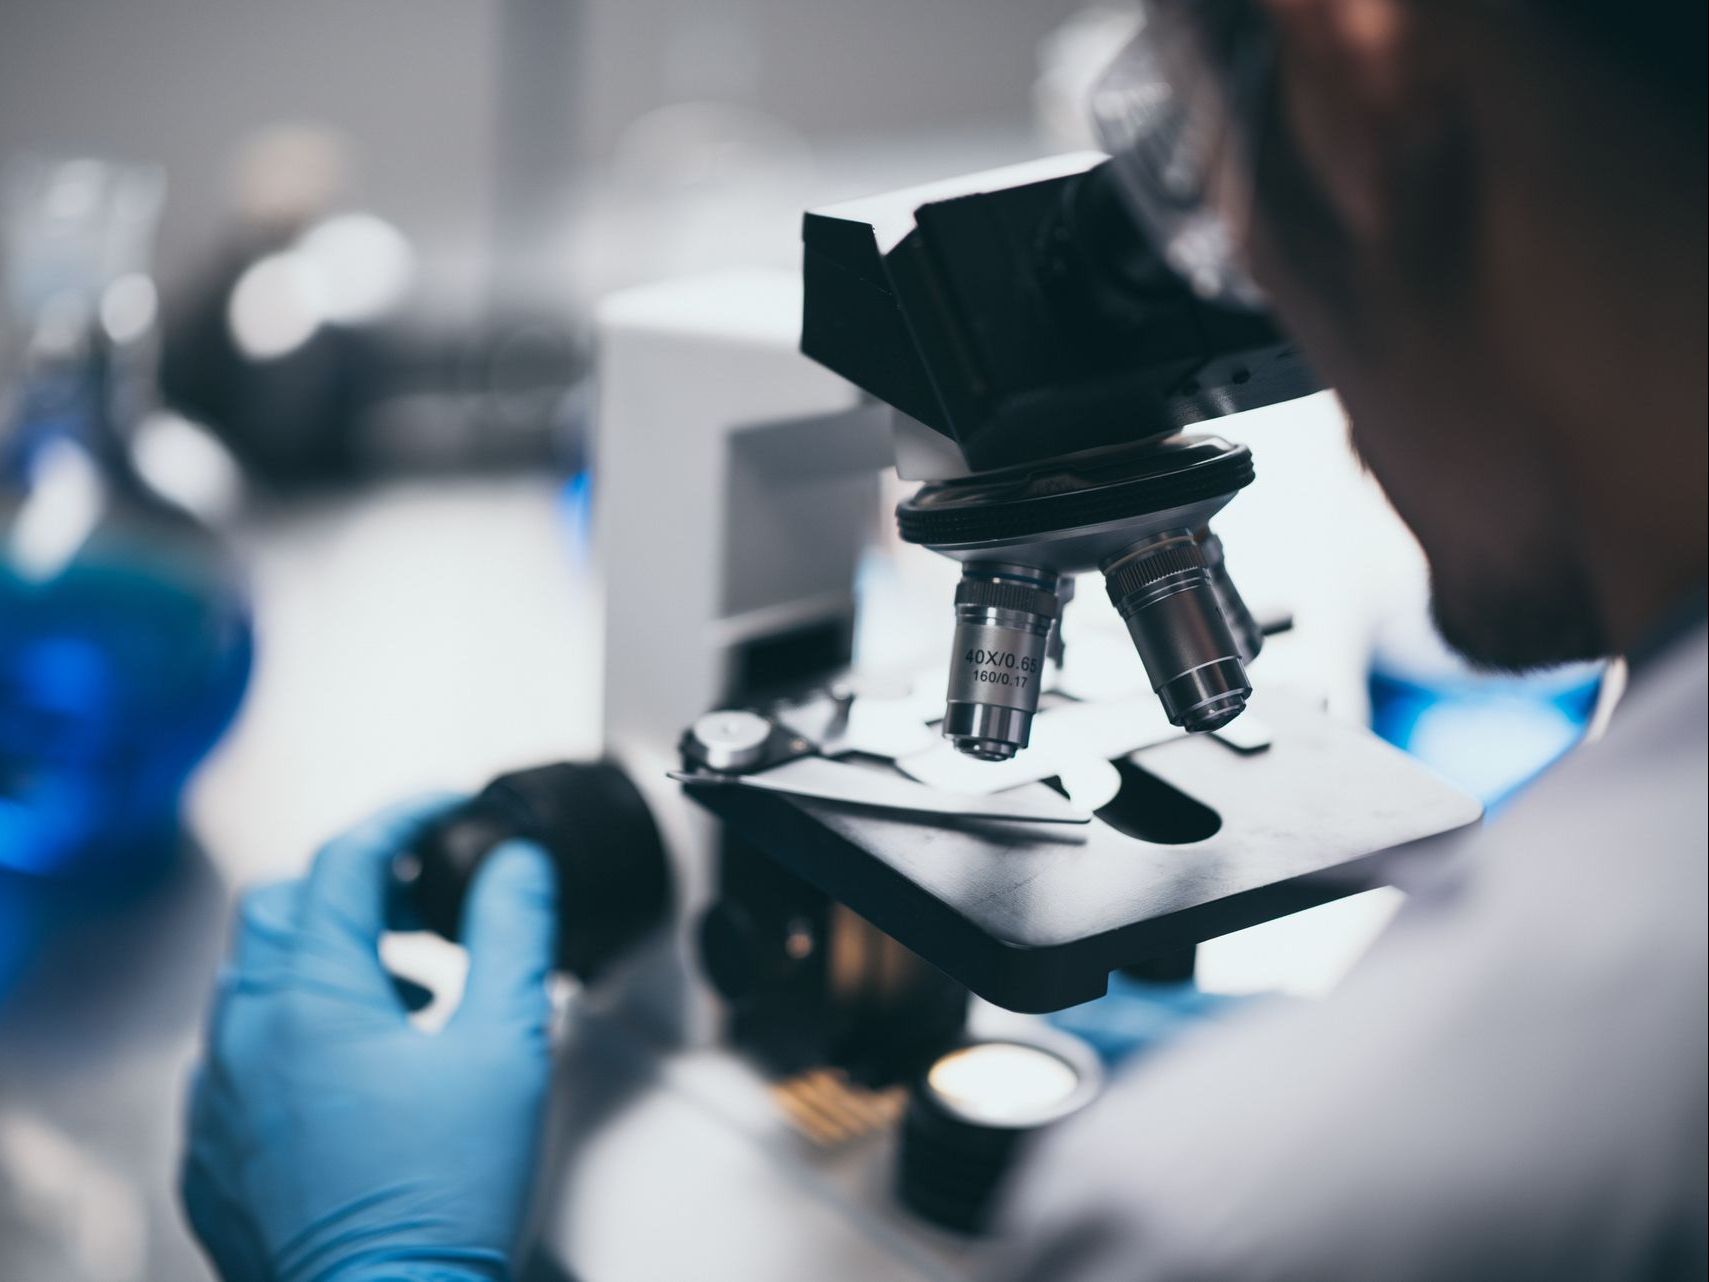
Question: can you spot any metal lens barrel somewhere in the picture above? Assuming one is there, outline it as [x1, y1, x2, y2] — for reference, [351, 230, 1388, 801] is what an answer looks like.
[943, 566, 1061, 761]
[1103, 532, 1251, 732]
[1197, 528, 1263, 665]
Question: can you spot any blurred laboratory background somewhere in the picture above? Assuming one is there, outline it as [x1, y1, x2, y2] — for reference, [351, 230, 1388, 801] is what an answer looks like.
[0, 4, 1604, 1280]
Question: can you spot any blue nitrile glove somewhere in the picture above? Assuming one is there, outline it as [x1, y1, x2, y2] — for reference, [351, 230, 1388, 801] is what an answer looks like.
[181, 797, 558, 1282]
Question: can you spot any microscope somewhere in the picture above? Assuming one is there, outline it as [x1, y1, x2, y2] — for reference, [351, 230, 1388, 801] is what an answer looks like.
[409, 153, 1480, 1279]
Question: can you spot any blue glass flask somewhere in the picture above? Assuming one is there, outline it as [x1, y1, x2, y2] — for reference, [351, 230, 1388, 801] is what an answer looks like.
[1, 158, 253, 883]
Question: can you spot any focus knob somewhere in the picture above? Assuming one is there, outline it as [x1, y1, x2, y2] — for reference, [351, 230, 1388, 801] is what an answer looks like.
[411, 760, 671, 984]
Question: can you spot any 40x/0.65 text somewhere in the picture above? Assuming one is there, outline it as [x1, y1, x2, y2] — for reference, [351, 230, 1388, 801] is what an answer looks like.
[963, 649, 1040, 673]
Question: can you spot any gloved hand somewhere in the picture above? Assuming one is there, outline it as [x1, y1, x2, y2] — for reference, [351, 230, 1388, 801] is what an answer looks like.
[181, 797, 559, 1282]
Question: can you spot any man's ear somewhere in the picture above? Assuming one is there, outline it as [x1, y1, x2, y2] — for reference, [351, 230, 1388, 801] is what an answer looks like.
[1259, 0, 1447, 251]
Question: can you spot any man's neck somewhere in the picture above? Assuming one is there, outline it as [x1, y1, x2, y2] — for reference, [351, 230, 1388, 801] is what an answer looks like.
[1625, 587, 1709, 676]
[1571, 401, 1707, 658]
[1474, 42, 1707, 660]
[1565, 316, 1707, 659]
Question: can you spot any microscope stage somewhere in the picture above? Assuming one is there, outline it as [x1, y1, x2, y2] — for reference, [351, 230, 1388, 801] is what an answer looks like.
[688, 691, 1481, 1012]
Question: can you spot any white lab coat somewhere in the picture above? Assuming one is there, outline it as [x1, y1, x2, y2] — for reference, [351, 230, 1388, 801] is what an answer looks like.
[997, 626, 1708, 1282]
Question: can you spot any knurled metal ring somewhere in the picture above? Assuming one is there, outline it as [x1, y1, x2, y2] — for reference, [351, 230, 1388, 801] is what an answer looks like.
[1104, 540, 1206, 605]
[955, 579, 1062, 618]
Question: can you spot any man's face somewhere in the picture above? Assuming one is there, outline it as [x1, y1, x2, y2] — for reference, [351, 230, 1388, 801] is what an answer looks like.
[1237, 0, 1609, 670]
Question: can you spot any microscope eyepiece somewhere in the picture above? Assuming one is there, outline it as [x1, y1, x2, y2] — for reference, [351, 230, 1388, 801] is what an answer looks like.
[943, 565, 1062, 762]
[1103, 532, 1252, 733]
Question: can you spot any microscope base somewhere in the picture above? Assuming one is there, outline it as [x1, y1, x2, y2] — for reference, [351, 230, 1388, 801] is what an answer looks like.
[539, 1002, 983, 1282]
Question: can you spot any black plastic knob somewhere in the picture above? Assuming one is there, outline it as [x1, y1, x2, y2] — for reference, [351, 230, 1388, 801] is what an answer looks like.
[897, 1034, 1103, 1235]
[410, 760, 671, 984]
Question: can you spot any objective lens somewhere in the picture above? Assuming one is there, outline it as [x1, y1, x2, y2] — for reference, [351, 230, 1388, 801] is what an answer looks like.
[1197, 528, 1263, 664]
[1103, 531, 1251, 733]
[943, 565, 1061, 762]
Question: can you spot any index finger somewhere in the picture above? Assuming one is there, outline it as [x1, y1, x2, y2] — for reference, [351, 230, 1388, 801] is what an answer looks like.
[291, 793, 464, 1006]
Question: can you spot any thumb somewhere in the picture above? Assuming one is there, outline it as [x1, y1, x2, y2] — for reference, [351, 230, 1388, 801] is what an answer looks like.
[452, 839, 559, 1033]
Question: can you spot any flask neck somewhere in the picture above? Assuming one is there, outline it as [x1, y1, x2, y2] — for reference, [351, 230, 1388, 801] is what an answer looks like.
[3, 157, 165, 490]
[5, 302, 140, 485]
